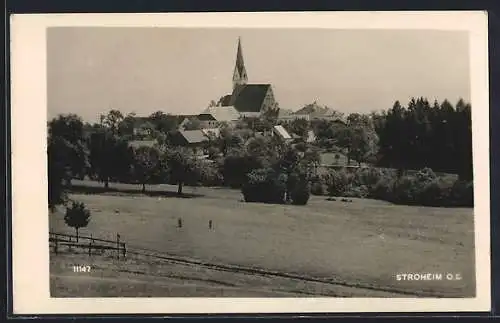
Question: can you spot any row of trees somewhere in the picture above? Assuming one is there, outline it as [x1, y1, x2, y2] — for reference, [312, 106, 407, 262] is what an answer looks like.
[79, 97, 472, 180]
[48, 97, 473, 209]
[278, 98, 472, 179]
[47, 112, 210, 210]
[48, 109, 321, 209]
[372, 98, 472, 179]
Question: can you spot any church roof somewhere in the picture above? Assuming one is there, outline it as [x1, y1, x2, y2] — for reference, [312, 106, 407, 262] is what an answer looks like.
[229, 84, 271, 113]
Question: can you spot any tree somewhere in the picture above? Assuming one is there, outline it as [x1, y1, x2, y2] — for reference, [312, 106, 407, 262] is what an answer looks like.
[345, 113, 379, 166]
[303, 146, 321, 166]
[48, 114, 89, 179]
[100, 110, 124, 135]
[183, 118, 202, 131]
[47, 136, 72, 211]
[245, 135, 282, 166]
[347, 127, 374, 166]
[279, 148, 300, 202]
[64, 201, 91, 242]
[288, 118, 310, 138]
[164, 148, 203, 195]
[118, 112, 137, 137]
[149, 111, 179, 134]
[311, 119, 348, 149]
[88, 130, 134, 188]
[219, 127, 244, 156]
[374, 97, 472, 175]
[262, 107, 280, 125]
[132, 146, 162, 193]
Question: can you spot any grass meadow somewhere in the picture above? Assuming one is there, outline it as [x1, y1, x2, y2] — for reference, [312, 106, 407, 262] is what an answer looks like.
[49, 180, 475, 297]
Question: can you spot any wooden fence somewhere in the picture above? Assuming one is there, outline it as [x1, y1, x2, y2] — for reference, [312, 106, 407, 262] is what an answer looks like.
[49, 232, 126, 259]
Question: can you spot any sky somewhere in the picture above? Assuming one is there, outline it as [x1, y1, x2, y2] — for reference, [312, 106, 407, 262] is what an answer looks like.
[47, 27, 470, 122]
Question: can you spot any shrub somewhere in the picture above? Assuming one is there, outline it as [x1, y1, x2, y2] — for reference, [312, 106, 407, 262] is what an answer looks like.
[411, 178, 449, 206]
[223, 154, 264, 188]
[290, 181, 311, 205]
[325, 169, 352, 197]
[288, 169, 311, 205]
[415, 167, 437, 182]
[310, 181, 326, 196]
[381, 168, 467, 207]
[242, 168, 286, 204]
[199, 162, 224, 186]
[391, 175, 420, 204]
[344, 184, 369, 198]
[353, 167, 383, 192]
[207, 147, 220, 160]
[371, 176, 395, 201]
[449, 180, 474, 207]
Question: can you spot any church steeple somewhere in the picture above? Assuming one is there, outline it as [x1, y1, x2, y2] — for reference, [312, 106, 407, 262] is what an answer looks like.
[232, 37, 248, 89]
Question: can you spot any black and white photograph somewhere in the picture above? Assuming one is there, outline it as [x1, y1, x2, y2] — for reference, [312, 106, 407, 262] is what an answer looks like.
[10, 12, 490, 314]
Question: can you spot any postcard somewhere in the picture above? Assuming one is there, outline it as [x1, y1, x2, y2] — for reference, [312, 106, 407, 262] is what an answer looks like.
[10, 11, 490, 314]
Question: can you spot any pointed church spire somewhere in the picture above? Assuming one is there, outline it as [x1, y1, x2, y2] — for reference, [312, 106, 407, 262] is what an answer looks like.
[233, 37, 248, 89]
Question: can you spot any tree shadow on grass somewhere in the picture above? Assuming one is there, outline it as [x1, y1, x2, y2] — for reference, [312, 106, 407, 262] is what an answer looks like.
[68, 184, 205, 199]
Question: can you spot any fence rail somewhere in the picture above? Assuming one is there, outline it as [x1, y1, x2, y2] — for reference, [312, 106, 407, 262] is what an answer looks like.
[49, 231, 126, 258]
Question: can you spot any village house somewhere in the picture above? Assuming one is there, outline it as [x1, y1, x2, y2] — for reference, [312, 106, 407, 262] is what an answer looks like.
[197, 105, 240, 128]
[306, 130, 317, 143]
[128, 139, 158, 150]
[132, 117, 155, 139]
[167, 129, 222, 156]
[277, 109, 310, 123]
[177, 115, 200, 130]
[271, 125, 293, 143]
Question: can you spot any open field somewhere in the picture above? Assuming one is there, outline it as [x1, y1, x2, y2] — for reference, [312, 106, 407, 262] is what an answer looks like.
[51, 253, 401, 297]
[50, 180, 475, 297]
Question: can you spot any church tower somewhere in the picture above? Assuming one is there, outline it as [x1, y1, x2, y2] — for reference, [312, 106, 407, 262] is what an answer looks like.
[232, 37, 248, 89]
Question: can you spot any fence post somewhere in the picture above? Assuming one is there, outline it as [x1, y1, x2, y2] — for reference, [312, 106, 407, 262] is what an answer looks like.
[68, 235, 72, 252]
[116, 234, 121, 260]
[122, 243, 126, 258]
[88, 240, 92, 256]
[54, 236, 58, 254]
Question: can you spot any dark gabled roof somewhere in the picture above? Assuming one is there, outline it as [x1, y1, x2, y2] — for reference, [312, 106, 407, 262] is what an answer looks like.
[197, 114, 217, 121]
[219, 94, 233, 106]
[169, 130, 208, 146]
[177, 115, 198, 122]
[229, 84, 271, 113]
[132, 116, 151, 127]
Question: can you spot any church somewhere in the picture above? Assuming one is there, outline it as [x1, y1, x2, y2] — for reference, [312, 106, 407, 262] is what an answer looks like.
[218, 38, 279, 118]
